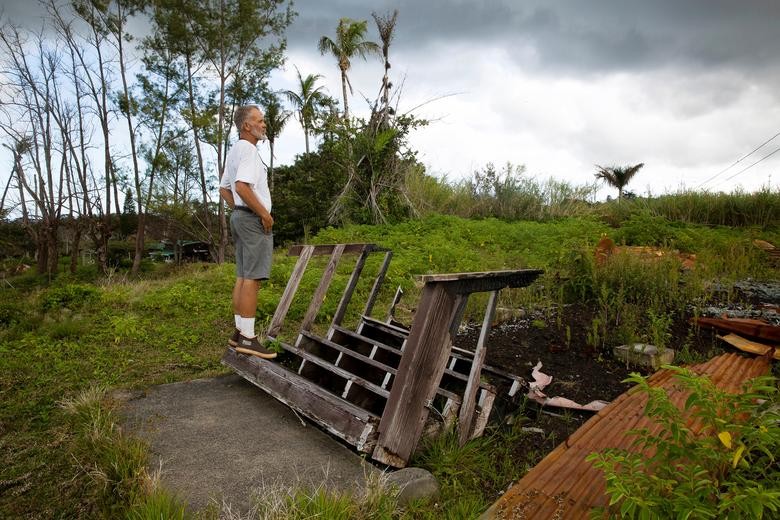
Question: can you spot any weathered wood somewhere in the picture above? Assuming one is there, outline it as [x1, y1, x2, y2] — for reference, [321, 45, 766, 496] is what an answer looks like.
[329, 326, 482, 387]
[418, 269, 543, 295]
[288, 243, 380, 256]
[221, 348, 379, 451]
[459, 290, 498, 446]
[281, 338, 391, 399]
[300, 244, 345, 331]
[363, 251, 393, 317]
[718, 333, 780, 360]
[357, 316, 409, 346]
[470, 388, 497, 440]
[386, 285, 404, 322]
[301, 330, 398, 377]
[331, 247, 371, 327]
[373, 283, 466, 467]
[267, 245, 314, 339]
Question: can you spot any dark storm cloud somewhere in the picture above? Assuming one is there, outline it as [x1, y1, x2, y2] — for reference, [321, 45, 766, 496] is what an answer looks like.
[289, 0, 780, 75]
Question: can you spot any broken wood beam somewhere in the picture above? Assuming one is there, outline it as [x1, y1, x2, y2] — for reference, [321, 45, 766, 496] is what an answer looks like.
[266, 245, 314, 339]
[373, 283, 468, 467]
[363, 251, 393, 318]
[300, 244, 345, 331]
[288, 243, 383, 256]
[458, 290, 498, 446]
[718, 333, 780, 360]
[331, 248, 371, 327]
[418, 269, 544, 295]
[221, 348, 379, 452]
[694, 316, 780, 343]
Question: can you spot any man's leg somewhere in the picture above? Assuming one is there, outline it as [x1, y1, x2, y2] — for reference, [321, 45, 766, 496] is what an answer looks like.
[233, 277, 276, 359]
[228, 277, 243, 346]
[233, 277, 243, 322]
[237, 278, 261, 338]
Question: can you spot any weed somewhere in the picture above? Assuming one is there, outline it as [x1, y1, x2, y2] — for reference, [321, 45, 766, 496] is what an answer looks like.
[646, 309, 673, 349]
[588, 369, 780, 519]
[40, 283, 99, 311]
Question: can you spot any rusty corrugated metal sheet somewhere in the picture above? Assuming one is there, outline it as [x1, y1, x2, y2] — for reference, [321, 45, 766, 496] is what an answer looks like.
[481, 353, 772, 519]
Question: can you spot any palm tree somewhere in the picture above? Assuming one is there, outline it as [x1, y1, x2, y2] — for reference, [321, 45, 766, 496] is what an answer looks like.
[372, 10, 398, 126]
[264, 95, 291, 195]
[318, 18, 380, 122]
[595, 163, 645, 200]
[284, 67, 326, 154]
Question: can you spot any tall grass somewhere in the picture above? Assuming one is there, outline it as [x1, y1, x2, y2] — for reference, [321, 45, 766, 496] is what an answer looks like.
[406, 164, 780, 229]
[635, 185, 780, 228]
[406, 163, 597, 221]
[60, 386, 190, 518]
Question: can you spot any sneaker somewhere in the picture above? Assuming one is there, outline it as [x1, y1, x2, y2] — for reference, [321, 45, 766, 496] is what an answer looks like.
[228, 328, 240, 347]
[234, 334, 277, 359]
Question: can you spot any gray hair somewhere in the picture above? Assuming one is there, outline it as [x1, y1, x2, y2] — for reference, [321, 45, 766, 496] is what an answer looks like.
[234, 105, 261, 132]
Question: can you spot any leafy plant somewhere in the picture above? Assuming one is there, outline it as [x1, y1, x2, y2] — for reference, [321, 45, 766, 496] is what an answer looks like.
[587, 368, 780, 519]
[646, 309, 673, 349]
[40, 283, 99, 311]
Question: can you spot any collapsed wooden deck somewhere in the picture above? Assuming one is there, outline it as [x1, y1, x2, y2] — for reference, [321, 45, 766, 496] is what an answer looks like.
[222, 243, 543, 467]
[480, 352, 773, 519]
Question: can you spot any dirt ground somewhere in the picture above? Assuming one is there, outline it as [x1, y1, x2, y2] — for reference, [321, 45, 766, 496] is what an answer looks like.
[451, 280, 780, 468]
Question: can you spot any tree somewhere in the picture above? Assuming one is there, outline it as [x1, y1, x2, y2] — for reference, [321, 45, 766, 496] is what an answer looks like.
[283, 66, 326, 154]
[595, 163, 644, 201]
[318, 18, 380, 122]
[186, 0, 293, 262]
[263, 94, 290, 195]
[371, 10, 398, 127]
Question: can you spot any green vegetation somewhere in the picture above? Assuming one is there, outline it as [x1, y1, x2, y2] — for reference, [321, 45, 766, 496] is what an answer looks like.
[588, 369, 780, 519]
[1, 212, 778, 518]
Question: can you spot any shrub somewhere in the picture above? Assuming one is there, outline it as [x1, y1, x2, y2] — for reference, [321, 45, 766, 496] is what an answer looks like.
[40, 283, 100, 311]
[0, 300, 24, 327]
[588, 368, 780, 519]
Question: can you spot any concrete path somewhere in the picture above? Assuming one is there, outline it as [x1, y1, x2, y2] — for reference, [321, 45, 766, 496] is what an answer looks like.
[121, 374, 379, 513]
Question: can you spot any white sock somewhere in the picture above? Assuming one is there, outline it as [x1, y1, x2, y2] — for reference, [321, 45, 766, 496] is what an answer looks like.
[240, 317, 256, 338]
[234, 314, 241, 329]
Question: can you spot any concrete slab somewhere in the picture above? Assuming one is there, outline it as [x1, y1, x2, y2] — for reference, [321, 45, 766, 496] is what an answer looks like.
[121, 374, 379, 513]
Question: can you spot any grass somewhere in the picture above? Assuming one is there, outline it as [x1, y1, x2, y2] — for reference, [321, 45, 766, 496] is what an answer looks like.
[1, 213, 778, 517]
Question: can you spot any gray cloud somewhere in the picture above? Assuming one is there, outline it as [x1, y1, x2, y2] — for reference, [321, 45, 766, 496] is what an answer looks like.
[289, 0, 780, 77]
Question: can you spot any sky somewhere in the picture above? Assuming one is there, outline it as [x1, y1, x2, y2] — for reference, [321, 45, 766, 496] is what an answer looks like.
[2, 0, 779, 200]
[271, 0, 780, 197]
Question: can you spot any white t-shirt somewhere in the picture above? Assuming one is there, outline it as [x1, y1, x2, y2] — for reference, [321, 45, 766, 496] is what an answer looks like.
[221, 139, 272, 212]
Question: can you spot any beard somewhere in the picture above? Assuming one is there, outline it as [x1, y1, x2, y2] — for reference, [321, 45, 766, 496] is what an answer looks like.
[251, 127, 266, 141]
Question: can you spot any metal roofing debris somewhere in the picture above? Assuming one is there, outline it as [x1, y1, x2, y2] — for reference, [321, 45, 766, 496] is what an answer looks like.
[480, 352, 772, 520]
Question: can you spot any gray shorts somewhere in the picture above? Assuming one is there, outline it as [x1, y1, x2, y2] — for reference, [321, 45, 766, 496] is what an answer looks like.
[230, 210, 273, 280]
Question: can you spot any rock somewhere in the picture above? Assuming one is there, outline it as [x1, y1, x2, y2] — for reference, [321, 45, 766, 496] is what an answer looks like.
[384, 467, 440, 506]
[613, 343, 675, 370]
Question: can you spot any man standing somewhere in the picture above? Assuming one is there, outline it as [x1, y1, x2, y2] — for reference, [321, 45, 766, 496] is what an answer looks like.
[219, 105, 277, 359]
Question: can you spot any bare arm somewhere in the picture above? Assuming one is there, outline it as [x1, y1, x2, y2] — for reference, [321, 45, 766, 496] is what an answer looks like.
[219, 187, 235, 209]
[234, 181, 273, 232]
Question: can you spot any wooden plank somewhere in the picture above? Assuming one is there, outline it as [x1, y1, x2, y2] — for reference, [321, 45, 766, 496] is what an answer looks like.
[459, 290, 498, 446]
[281, 338, 391, 399]
[470, 387, 497, 440]
[288, 243, 380, 256]
[330, 325, 402, 359]
[313, 329, 465, 404]
[266, 245, 314, 339]
[373, 283, 465, 467]
[221, 348, 378, 451]
[363, 251, 393, 317]
[300, 244, 345, 331]
[385, 285, 404, 322]
[418, 269, 543, 294]
[718, 333, 780, 360]
[301, 330, 398, 376]
[331, 247, 371, 327]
